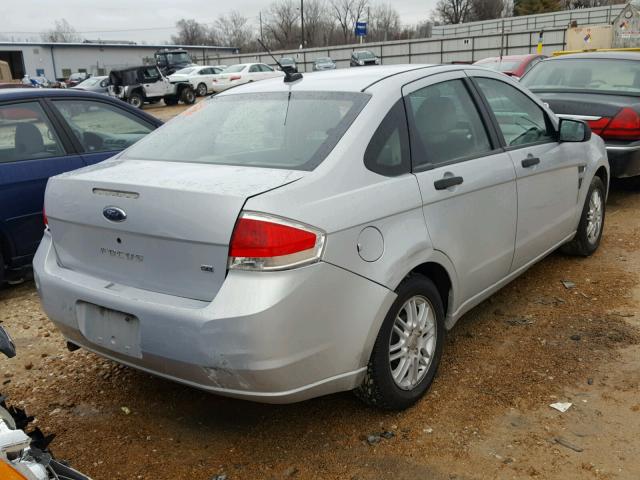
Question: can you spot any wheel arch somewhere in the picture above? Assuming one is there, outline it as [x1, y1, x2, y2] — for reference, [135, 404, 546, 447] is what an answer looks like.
[595, 165, 608, 197]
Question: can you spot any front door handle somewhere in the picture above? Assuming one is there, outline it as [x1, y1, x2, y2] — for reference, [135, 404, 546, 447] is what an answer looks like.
[522, 157, 541, 168]
[434, 176, 464, 190]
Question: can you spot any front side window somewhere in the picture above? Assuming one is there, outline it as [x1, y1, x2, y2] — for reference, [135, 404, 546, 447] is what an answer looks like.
[475, 77, 554, 148]
[406, 79, 492, 169]
[122, 91, 370, 171]
[53, 100, 154, 153]
[364, 100, 410, 176]
[142, 68, 160, 82]
[0, 102, 65, 163]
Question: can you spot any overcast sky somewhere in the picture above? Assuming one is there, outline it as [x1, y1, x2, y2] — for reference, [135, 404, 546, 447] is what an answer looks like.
[1, 0, 437, 44]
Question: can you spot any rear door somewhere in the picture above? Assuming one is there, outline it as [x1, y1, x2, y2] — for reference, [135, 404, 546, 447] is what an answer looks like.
[405, 71, 518, 304]
[47, 97, 157, 166]
[470, 71, 582, 271]
[0, 99, 83, 262]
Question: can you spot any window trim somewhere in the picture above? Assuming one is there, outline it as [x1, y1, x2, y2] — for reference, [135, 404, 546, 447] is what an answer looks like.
[468, 74, 559, 152]
[46, 97, 157, 155]
[403, 75, 504, 173]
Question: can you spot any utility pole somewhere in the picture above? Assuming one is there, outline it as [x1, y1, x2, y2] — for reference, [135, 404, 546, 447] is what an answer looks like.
[300, 0, 305, 48]
[259, 11, 263, 40]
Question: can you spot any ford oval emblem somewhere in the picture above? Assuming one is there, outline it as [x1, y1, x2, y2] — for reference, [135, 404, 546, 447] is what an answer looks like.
[103, 206, 127, 222]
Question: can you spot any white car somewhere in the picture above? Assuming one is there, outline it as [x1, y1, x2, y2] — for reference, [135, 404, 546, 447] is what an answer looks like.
[168, 65, 227, 96]
[211, 63, 284, 93]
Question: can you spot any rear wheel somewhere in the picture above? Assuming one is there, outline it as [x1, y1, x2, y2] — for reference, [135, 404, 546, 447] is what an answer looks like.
[562, 176, 606, 256]
[196, 83, 208, 96]
[180, 88, 196, 105]
[164, 96, 179, 106]
[355, 274, 445, 410]
[127, 91, 144, 109]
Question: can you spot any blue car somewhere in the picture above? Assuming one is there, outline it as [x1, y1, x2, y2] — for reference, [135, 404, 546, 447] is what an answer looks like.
[0, 88, 162, 284]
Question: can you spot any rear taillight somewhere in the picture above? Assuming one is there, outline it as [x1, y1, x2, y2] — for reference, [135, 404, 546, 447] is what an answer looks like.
[600, 108, 640, 141]
[587, 117, 611, 135]
[228, 212, 325, 271]
[43, 207, 48, 227]
[229, 75, 242, 81]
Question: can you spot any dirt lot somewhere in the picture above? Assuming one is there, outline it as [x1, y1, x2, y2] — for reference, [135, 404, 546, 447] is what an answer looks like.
[1, 102, 639, 479]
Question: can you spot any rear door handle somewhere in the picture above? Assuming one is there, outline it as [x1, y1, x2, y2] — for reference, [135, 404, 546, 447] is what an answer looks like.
[521, 157, 540, 168]
[434, 176, 464, 190]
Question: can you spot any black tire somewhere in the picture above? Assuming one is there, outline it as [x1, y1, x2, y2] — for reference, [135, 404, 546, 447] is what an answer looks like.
[561, 176, 606, 256]
[355, 274, 445, 410]
[127, 91, 144, 109]
[164, 96, 179, 106]
[180, 87, 196, 105]
[196, 82, 208, 96]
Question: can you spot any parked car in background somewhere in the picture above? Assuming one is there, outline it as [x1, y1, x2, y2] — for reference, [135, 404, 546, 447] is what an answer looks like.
[35, 65, 607, 410]
[473, 54, 546, 79]
[66, 72, 90, 87]
[168, 65, 227, 96]
[350, 50, 380, 67]
[155, 48, 196, 75]
[521, 51, 640, 181]
[313, 57, 337, 71]
[211, 63, 284, 92]
[108, 65, 196, 108]
[0, 88, 161, 285]
[278, 57, 298, 73]
[72, 75, 109, 95]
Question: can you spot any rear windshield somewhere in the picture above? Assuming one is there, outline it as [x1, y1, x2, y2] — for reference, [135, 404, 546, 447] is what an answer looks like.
[122, 91, 370, 170]
[476, 60, 520, 72]
[521, 58, 640, 95]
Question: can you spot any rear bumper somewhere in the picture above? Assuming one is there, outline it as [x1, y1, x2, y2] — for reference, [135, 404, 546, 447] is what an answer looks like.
[33, 231, 395, 403]
[606, 143, 640, 178]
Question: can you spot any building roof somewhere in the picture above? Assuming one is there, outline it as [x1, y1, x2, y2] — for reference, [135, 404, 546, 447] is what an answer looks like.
[0, 41, 236, 51]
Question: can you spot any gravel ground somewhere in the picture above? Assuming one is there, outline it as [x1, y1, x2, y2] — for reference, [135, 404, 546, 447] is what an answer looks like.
[1, 102, 639, 479]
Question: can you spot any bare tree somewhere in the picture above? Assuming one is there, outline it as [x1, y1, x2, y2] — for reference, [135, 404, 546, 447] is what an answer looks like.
[303, 0, 335, 47]
[369, 3, 401, 42]
[41, 19, 81, 43]
[264, 0, 301, 49]
[171, 19, 208, 45]
[434, 0, 472, 24]
[330, 0, 355, 43]
[470, 0, 505, 20]
[214, 11, 255, 50]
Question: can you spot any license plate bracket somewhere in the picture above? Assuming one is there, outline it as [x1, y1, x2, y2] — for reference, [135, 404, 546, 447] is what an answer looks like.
[76, 302, 141, 358]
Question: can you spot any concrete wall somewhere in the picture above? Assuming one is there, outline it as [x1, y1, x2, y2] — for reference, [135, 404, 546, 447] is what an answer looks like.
[209, 27, 568, 72]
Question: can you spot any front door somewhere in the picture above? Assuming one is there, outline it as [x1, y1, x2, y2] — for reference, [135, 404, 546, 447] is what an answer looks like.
[470, 73, 582, 271]
[404, 72, 518, 305]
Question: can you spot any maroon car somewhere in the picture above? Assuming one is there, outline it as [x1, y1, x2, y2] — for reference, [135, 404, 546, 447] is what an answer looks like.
[473, 54, 547, 79]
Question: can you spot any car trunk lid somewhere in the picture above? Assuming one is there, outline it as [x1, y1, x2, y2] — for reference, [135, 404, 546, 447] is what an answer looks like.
[45, 159, 304, 302]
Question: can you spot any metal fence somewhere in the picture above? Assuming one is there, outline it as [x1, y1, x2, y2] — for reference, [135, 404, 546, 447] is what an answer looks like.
[431, 4, 624, 37]
[205, 27, 568, 72]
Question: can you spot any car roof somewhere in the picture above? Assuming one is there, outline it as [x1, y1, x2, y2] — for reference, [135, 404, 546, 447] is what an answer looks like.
[219, 64, 463, 94]
[548, 51, 640, 61]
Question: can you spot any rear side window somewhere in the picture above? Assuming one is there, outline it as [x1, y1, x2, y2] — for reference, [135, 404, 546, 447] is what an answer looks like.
[0, 102, 65, 163]
[364, 100, 410, 176]
[406, 79, 492, 169]
[123, 91, 370, 171]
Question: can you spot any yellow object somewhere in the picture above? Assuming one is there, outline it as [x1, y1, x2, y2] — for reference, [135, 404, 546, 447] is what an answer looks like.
[0, 460, 29, 480]
[552, 47, 640, 56]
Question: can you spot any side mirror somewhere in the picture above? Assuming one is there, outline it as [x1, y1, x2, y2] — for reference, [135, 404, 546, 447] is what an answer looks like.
[559, 118, 591, 142]
[0, 327, 16, 358]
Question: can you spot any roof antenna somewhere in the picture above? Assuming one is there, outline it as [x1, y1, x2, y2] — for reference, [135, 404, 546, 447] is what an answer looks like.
[257, 38, 303, 83]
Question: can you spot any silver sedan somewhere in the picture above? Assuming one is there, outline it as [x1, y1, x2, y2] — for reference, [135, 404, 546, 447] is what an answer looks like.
[34, 65, 608, 409]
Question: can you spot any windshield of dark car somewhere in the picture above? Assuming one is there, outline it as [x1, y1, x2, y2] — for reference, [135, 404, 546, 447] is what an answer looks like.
[166, 52, 190, 64]
[355, 51, 375, 59]
[122, 91, 370, 170]
[476, 60, 520, 72]
[521, 58, 640, 95]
